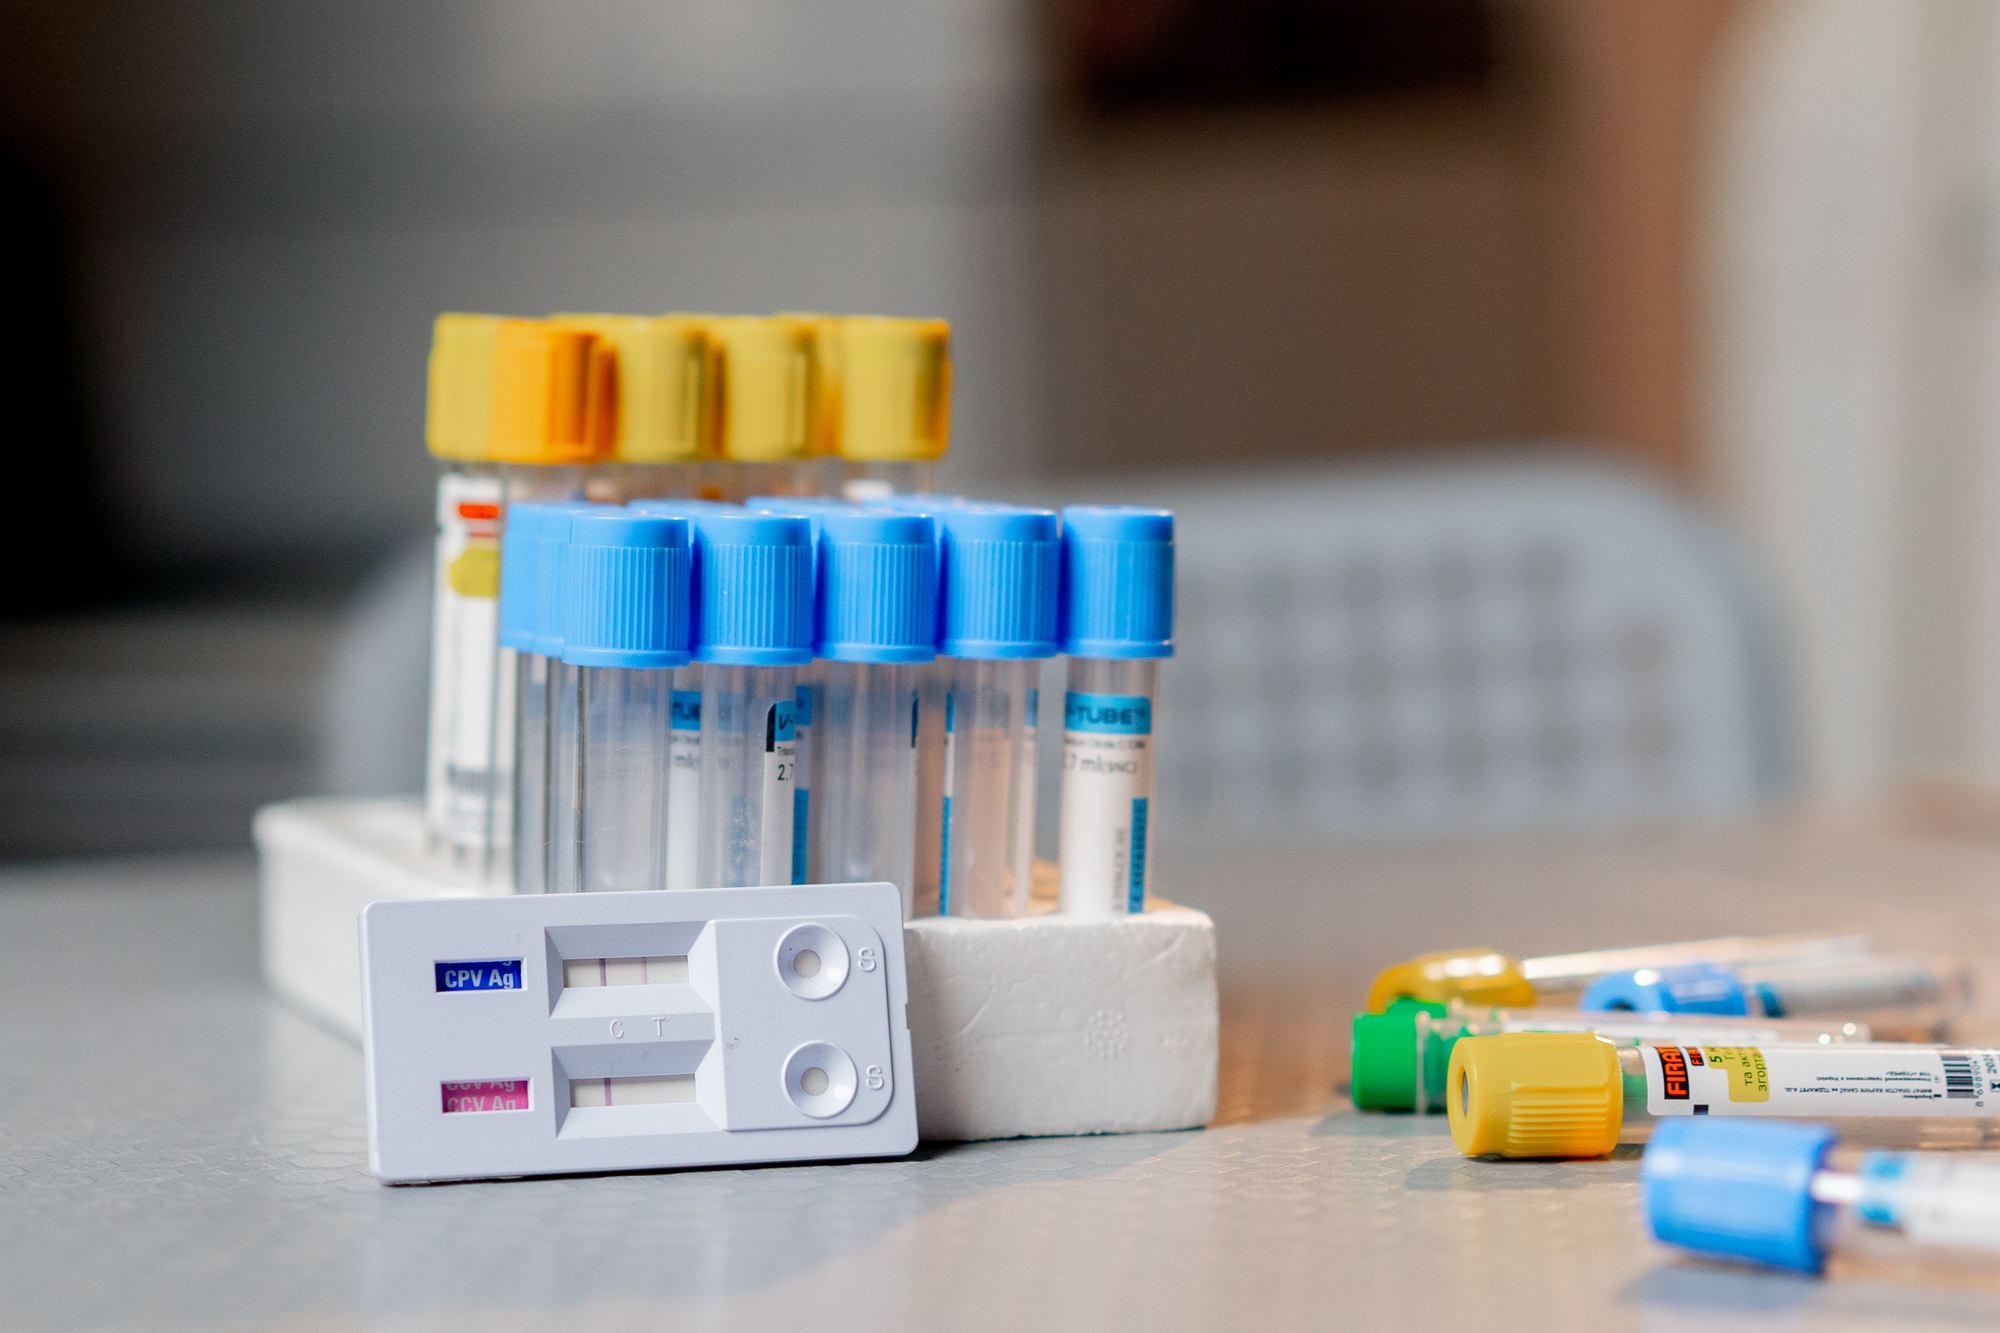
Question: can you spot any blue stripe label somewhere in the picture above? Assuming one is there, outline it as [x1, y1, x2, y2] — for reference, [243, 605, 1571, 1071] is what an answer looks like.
[670, 690, 701, 731]
[1066, 692, 1152, 735]
[937, 795, 952, 913]
[792, 787, 809, 885]
[1126, 798, 1148, 913]
[794, 684, 814, 728]
[1025, 687, 1039, 729]
[766, 701, 797, 747]
[435, 959, 522, 992]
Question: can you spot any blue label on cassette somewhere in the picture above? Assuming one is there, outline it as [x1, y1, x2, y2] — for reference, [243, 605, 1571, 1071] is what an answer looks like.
[435, 959, 523, 993]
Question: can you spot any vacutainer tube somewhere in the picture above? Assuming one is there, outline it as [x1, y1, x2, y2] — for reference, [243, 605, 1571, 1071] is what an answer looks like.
[1582, 954, 1973, 1040]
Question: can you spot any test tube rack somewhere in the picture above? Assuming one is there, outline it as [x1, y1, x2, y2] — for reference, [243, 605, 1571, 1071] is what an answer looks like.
[256, 797, 1218, 1143]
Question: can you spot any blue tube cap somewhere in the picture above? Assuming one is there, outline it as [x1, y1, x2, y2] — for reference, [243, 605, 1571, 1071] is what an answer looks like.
[558, 510, 693, 669]
[692, 510, 815, 666]
[498, 503, 555, 653]
[1582, 963, 1750, 1016]
[939, 505, 1059, 660]
[1060, 505, 1174, 659]
[1643, 1118, 1837, 1273]
[815, 509, 938, 663]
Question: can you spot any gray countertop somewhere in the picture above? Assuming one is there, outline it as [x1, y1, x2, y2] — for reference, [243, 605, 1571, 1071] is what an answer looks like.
[6, 818, 2000, 1332]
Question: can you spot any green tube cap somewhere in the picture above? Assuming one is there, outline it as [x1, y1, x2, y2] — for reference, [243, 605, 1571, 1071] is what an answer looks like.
[1351, 999, 1451, 1112]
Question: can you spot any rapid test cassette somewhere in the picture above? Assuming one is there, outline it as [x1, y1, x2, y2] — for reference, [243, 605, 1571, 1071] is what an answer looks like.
[359, 882, 917, 1183]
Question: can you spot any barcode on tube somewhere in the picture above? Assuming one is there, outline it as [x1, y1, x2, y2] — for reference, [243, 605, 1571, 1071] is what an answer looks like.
[1943, 1053, 1977, 1099]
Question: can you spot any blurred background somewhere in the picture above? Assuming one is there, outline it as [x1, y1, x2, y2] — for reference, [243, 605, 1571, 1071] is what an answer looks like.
[0, 0, 1993, 861]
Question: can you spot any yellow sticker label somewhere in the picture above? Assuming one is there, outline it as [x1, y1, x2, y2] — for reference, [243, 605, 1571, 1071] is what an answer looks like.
[449, 546, 501, 598]
[1701, 1047, 1770, 1103]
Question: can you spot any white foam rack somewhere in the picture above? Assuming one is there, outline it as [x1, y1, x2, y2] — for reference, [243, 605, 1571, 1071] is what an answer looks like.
[255, 799, 1219, 1143]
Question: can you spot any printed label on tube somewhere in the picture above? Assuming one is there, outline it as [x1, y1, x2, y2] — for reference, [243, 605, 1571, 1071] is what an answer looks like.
[424, 473, 514, 853]
[1060, 692, 1154, 914]
[1643, 1046, 2000, 1117]
[760, 700, 798, 886]
[665, 689, 702, 890]
[792, 686, 812, 885]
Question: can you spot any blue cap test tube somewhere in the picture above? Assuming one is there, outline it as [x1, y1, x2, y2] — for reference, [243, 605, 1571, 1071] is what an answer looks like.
[810, 509, 938, 914]
[631, 498, 740, 889]
[499, 500, 607, 892]
[938, 505, 1060, 917]
[1644, 1117, 2000, 1274]
[1056, 506, 1174, 917]
[692, 510, 815, 888]
[546, 509, 692, 892]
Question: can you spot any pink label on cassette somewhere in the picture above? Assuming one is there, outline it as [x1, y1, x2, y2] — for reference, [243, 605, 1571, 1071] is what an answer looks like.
[441, 1080, 531, 1114]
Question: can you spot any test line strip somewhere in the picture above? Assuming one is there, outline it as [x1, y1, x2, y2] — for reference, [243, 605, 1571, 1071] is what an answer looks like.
[561, 956, 690, 988]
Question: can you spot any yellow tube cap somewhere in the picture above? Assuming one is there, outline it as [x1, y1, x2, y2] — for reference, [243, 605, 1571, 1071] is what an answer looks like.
[835, 316, 952, 462]
[708, 316, 813, 462]
[1445, 1033, 1623, 1159]
[1365, 949, 1537, 1012]
[426, 313, 502, 460]
[489, 319, 616, 466]
[550, 314, 710, 463]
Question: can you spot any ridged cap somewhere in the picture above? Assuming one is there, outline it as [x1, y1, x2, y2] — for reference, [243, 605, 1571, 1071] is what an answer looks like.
[691, 510, 814, 666]
[814, 510, 938, 663]
[549, 313, 709, 463]
[834, 316, 952, 462]
[1583, 964, 1751, 1016]
[1059, 506, 1174, 659]
[1446, 1033, 1624, 1159]
[557, 510, 692, 669]
[489, 319, 617, 465]
[426, 313, 502, 461]
[707, 316, 812, 462]
[1643, 1118, 1835, 1273]
[1366, 949, 1537, 1012]
[938, 505, 1059, 660]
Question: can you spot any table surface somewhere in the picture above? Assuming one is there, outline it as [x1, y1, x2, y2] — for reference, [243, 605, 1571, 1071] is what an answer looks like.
[8, 810, 2000, 1332]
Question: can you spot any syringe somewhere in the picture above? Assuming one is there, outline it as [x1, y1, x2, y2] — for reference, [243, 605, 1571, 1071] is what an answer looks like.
[1366, 932, 1876, 1011]
[1349, 998, 1870, 1114]
[1583, 954, 1974, 1041]
[1644, 1117, 2000, 1273]
[1448, 1033, 2000, 1159]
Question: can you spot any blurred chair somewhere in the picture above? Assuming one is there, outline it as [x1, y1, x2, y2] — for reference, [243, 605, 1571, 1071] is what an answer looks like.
[1128, 458, 1788, 842]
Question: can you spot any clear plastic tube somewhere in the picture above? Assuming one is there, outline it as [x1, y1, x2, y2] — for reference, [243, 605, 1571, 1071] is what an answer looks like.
[1645, 1119, 2000, 1274]
[698, 663, 800, 888]
[791, 673, 818, 887]
[511, 650, 553, 892]
[566, 665, 673, 892]
[910, 657, 952, 917]
[547, 658, 582, 894]
[817, 661, 921, 911]
[424, 463, 511, 878]
[1584, 954, 1974, 1041]
[663, 665, 703, 891]
[941, 658, 1039, 917]
[1523, 933, 1874, 990]
[1058, 657, 1158, 917]
[1408, 1005, 1871, 1115]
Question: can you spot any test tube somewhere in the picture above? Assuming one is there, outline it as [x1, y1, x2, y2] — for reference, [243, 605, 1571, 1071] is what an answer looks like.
[550, 313, 710, 502]
[938, 506, 1060, 917]
[549, 510, 692, 892]
[811, 509, 938, 914]
[1446, 1032, 2000, 1160]
[499, 501, 598, 893]
[1582, 955, 1974, 1040]
[421, 314, 507, 877]
[693, 509, 815, 887]
[1645, 1118, 2000, 1274]
[828, 315, 952, 499]
[629, 498, 740, 889]
[702, 317, 817, 502]
[1365, 932, 1878, 1012]
[1349, 997, 1871, 1114]
[1057, 507, 1174, 917]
